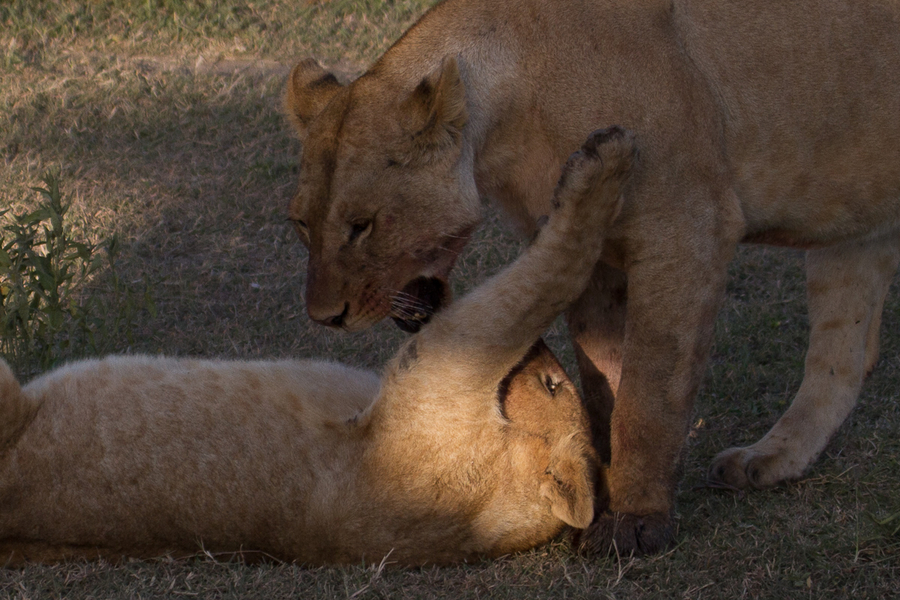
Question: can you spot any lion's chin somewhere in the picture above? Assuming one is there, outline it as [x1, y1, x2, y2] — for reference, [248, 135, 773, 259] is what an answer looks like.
[390, 276, 448, 333]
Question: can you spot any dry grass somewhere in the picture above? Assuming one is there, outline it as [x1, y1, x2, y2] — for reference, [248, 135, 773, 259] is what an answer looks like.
[2, 1, 900, 598]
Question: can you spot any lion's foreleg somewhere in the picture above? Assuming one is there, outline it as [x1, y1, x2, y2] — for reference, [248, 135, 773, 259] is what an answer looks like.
[566, 262, 627, 464]
[418, 129, 636, 384]
[578, 196, 735, 556]
[710, 234, 900, 489]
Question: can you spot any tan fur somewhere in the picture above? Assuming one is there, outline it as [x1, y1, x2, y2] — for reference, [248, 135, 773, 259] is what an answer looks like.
[0, 130, 635, 567]
[284, 0, 900, 553]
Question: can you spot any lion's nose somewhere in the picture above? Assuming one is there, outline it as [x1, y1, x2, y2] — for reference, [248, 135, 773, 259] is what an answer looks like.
[311, 302, 349, 328]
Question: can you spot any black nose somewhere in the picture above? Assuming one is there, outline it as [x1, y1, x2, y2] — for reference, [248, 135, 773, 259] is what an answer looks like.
[317, 303, 349, 328]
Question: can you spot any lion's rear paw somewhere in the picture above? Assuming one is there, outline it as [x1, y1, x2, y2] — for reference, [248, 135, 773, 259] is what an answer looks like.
[576, 511, 673, 557]
[708, 446, 804, 490]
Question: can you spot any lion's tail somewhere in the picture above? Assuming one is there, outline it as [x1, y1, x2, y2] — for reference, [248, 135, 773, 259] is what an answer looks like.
[0, 359, 33, 450]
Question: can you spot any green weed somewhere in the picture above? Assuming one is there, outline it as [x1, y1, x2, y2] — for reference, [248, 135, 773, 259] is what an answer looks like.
[0, 171, 155, 376]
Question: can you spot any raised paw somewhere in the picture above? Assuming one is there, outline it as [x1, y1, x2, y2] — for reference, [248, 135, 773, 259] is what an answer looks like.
[580, 125, 636, 162]
[576, 511, 673, 557]
[552, 126, 637, 226]
[559, 126, 637, 189]
[708, 445, 804, 490]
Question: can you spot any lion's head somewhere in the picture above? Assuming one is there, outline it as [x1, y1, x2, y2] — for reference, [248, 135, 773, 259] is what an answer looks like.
[284, 57, 480, 332]
[502, 340, 600, 530]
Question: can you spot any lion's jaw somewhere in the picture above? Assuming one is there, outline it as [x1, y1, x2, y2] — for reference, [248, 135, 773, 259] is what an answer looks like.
[287, 62, 481, 331]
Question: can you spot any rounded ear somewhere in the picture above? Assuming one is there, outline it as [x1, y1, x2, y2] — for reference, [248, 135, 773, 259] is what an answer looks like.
[400, 55, 468, 160]
[284, 58, 344, 138]
[541, 438, 597, 529]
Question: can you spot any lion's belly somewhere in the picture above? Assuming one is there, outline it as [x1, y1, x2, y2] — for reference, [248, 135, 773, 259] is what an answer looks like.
[675, 0, 900, 248]
[735, 169, 900, 249]
[727, 110, 900, 247]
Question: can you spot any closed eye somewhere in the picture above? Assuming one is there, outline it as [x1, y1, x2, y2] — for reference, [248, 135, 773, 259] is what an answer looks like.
[348, 219, 373, 244]
[288, 218, 309, 244]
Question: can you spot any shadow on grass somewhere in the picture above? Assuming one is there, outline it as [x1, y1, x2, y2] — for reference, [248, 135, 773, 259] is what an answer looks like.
[2, 55, 417, 368]
[2, 54, 524, 371]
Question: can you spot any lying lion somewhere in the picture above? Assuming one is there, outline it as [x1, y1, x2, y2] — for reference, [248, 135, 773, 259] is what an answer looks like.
[0, 128, 635, 567]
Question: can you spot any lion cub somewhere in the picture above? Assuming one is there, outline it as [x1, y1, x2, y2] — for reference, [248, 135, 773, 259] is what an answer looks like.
[0, 128, 635, 567]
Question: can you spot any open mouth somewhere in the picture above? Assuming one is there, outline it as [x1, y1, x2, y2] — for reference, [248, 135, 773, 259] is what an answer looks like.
[390, 276, 447, 333]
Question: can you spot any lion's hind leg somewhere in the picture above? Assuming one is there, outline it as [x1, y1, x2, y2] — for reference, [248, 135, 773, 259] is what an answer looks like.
[710, 234, 900, 489]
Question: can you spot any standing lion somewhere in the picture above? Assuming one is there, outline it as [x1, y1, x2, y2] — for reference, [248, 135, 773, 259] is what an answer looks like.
[284, 0, 900, 554]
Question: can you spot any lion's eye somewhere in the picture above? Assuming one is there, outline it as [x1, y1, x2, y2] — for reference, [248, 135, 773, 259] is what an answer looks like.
[348, 219, 373, 244]
[289, 219, 309, 244]
[543, 374, 559, 396]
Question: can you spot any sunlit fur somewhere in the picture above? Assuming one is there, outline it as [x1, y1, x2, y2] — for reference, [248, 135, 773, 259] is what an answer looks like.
[0, 130, 636, 567]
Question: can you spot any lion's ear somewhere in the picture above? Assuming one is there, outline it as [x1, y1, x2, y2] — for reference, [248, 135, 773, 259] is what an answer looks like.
[401, 56, 468, 158]
[541, 443, 596, 529]
[284, 58, 344, 138]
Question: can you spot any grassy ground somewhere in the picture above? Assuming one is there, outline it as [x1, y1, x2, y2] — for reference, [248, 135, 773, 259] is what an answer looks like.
[2, 1, 900, 598]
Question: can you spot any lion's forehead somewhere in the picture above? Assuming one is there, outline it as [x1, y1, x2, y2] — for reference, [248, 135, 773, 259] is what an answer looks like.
[297, 132, 403, 226]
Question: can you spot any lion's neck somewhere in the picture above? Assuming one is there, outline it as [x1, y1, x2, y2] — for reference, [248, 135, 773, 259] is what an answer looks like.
[375, 3, 527, 141]
[372, 6, 558, 233]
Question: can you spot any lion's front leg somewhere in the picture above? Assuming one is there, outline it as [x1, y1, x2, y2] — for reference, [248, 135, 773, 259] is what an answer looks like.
[710, 234, 900, 489]
[579, 236, 732, 556]
[566, 262, 627, 464]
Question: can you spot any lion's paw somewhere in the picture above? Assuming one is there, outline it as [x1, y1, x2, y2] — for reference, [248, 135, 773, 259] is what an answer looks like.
[565, 126, 637, 181]
[708, 446, 802, 490]
[554, 126, 636, 226]
[576, 511, 673, 557]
